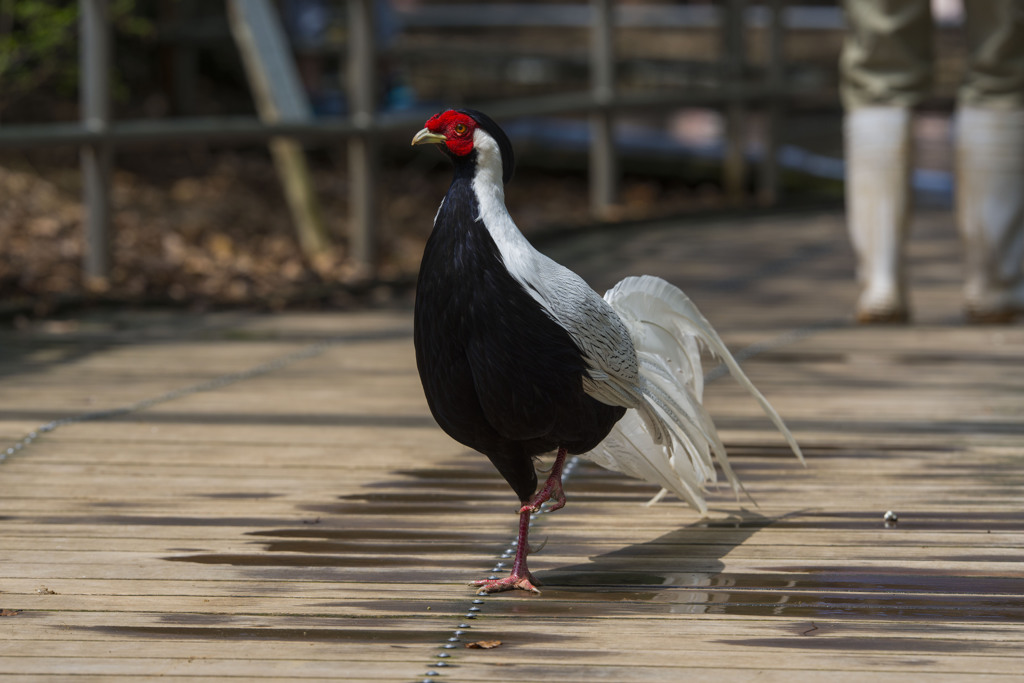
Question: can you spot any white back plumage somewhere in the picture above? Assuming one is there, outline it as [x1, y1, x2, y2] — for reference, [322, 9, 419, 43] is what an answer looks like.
[467, 124, 802, 515]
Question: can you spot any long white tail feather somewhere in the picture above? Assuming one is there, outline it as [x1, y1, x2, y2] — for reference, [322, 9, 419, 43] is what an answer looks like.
[638, 359, 705, 431]
[648, 278, 802, 466]
[638, 375, 717, 482]
[586, 410, 708, 512]
[638, 364, 749, 502]
[610, 276, 803, 467]
[582, 275, 803, 512]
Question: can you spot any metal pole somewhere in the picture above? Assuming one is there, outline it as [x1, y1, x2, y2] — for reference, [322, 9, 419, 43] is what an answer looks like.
[589, 0, 617, 218]
[227, 0, 330, 256]
[347, 0, 377, 274]
[721, 0, 747, 205]
[758, 0, 784, 206]
[80, 0, 112, 285]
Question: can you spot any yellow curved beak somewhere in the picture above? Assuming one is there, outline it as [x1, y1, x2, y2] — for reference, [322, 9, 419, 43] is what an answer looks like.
[411, 128, 448, 146]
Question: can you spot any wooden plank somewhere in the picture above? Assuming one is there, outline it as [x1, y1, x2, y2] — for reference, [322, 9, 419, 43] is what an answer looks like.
[2, 209, 1023, 680]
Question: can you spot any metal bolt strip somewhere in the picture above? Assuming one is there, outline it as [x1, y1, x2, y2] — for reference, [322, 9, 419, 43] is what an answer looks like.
[419, 452, 581, 683]
[1, 338, 338, 465]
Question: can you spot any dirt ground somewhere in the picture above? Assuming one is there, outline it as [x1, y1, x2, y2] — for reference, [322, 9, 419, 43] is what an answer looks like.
[0, 141, 733, 320]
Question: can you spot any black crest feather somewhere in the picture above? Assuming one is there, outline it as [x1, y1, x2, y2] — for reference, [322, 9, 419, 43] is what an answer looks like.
[456, 108, 515, 185]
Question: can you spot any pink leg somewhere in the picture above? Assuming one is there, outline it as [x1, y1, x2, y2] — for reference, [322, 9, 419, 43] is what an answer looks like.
[520, 447, 568, 514]
[472, 448, 570, 595]
[472, 506, 540, 594]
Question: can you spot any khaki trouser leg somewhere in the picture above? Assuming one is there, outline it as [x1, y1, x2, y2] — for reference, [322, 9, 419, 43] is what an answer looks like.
[955, 2, 1024, 321]
[840, 0, 934, 110]
[959, 0, 1024, 109]
[955, 107, 1024, 321]
[840, 0, 932, 322]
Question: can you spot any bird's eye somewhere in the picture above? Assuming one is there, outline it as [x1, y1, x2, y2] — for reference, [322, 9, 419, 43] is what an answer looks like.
[454, 123, 468, 135]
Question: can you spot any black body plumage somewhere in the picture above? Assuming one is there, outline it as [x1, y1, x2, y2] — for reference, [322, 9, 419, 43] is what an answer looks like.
[413, 112, 625, 503]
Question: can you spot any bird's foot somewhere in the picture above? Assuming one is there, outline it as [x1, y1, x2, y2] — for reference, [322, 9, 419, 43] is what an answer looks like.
[519, 479, 565, 514]
[520, 447, 568, 513]
[473, 505, 544, 594]
[472, 572, 541, 595]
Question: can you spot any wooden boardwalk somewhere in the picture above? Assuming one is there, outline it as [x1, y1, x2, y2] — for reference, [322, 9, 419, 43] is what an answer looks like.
[2, 207, 1023, 682]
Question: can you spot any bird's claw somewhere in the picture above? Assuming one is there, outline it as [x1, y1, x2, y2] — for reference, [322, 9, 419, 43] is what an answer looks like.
[518, 497, 565, 514]
[472, 573, 541, 595]
[520, 483, 566, 514]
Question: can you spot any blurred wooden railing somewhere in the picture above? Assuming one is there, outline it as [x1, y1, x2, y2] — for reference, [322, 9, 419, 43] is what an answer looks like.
[0, 0, 823, 286]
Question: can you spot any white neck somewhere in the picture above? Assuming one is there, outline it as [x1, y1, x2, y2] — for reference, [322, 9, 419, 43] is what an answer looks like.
[470, 128, 538, 282]
[466, 127, 623, 362]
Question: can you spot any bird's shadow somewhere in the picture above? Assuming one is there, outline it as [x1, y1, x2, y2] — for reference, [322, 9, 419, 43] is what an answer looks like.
[532, 509, 782, 611]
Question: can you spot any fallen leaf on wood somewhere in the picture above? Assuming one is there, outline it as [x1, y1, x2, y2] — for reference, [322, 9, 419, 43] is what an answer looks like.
[465, 640, 502, 649]
[0, 609, 20, 616]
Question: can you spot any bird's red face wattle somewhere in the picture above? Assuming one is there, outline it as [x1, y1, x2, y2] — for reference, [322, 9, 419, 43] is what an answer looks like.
[423, 110, 477, 157]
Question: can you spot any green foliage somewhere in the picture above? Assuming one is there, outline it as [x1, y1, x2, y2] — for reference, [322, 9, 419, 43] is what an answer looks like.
[0, 0, 153, 116]
[0, 1, 77, 109]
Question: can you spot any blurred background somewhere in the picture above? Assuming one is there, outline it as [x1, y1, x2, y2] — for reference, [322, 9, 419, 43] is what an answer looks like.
[0, 0, 967, 319]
